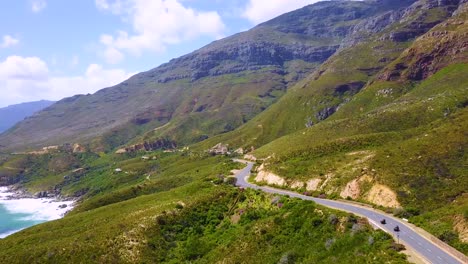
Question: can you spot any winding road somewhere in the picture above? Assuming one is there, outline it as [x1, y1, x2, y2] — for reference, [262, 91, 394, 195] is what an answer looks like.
[233, 160, 466, 264]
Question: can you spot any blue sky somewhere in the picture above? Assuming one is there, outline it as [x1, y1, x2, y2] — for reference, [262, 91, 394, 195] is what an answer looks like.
[0, 0, 321, 107]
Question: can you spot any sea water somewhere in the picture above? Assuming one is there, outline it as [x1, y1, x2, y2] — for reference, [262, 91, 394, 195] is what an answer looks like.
[0, 187, 74, 238]
[0, 204, 43, 238]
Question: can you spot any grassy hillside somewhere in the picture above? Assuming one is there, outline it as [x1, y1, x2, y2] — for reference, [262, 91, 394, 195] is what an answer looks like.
[0, 0, 466, 262]
[0, 154, 408, 263]
[246, 11, 468, 252]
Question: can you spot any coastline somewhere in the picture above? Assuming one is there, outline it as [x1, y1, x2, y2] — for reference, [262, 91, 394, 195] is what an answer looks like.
[0, 186, 75, 239]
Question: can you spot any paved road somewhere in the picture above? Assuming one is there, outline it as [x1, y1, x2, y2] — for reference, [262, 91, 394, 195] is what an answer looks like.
[233, 160, 465, 264]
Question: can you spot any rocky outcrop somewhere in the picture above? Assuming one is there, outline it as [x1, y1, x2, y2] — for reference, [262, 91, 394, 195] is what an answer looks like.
[343, 0, 463, 48]
[453, 214, 468, 243]
[15, 143, 87, 155]
[234, 148, 244, 155]
[255, 170, 286, 187]
[150, 1, 400, 84]
[340, 175, 373, 199]
[255, 164, 286, 186]
[115, 139, 177, 154]
[209, 143, 229, 155]
[453, 0, 468, 16]
[72, 143, 86, 153]
[35, 191, 45, 198]
[306, 179, 322, 191]
[243, 154, 257, 161]
[153, 42, 339, 83]
[315, 106, 338, 121]
[367, 184, 401, 208]
[22, 145, 60, 155]
[291, 181, 304, 189]
[379, 12, 468, 82]
[340, 179, 362, 200]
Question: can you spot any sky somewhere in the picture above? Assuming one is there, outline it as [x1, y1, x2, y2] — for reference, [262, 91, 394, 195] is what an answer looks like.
[0, 0, 323, 107]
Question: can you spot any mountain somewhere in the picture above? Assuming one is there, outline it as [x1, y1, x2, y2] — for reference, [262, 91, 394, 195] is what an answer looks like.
[198, 0, 466, 148]
[0, 0, 418, 152]
[197, 0, 468, 251]
[0, 0, 467, 261]
[0, 100, 54, 134]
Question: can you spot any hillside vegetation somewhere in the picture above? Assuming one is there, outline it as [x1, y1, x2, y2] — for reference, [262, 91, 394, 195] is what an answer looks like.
[0, 153, 408, 263]
[0, 0, 466, 261]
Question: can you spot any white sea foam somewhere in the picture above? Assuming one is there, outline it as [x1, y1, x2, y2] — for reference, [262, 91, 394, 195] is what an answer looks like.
[0, 187, 75, 238]
[0, 229, 23, 239]
[0, 198, 74, 221]
[0, 187, 10, 199]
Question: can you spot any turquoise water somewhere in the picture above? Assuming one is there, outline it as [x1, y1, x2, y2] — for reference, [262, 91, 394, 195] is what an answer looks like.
[0, 204, 43, 238]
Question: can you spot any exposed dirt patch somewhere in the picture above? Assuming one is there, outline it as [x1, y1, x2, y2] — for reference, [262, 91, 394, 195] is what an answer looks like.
[230, 214, 241, 224]
[291, 180, 305, 189]
[453, 215, 468, 243]
[243, 154, 257, 161]
[306, 179, 322, 191]
[255, 168, 286, 187]
[340, 175, 372, 199]
[340, 178, 361, 199]
[367, 184, 400, 208]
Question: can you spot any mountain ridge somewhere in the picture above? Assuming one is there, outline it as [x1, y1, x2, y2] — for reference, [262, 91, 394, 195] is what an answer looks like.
[0, 100, 54, 134]
[0, 0, 466, 259]
[0, 0, 420, 152]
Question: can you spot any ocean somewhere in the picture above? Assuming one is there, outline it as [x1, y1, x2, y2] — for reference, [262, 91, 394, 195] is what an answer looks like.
[0, 187, 74, 238]
[0, 204, 42, 238]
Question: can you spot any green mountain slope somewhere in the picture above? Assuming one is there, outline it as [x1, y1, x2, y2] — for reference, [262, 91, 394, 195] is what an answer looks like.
[0, 0, 466, 261]
[197, 0, 464, 150]
[0, 1, 416, 153]
[0, 154, 408, 264]
[239, 5, 468, 252]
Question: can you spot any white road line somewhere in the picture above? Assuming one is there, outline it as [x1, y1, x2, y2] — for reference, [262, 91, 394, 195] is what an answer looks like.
[427, 248, 432, 252]
[437, 256, 443, 260]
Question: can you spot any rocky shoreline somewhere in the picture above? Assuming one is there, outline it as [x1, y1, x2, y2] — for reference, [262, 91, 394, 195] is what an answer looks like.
[0, 185, 75, 202]
[0, 186, 76, 239]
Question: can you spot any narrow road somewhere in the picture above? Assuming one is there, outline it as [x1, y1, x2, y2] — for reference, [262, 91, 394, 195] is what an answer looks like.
[233, 160, 466, 264]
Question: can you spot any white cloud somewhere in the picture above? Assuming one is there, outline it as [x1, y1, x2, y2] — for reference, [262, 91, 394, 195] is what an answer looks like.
[242, 0, 320, 24]
[0, 56, 48, 80]
[31, 0, 47, 13]
[96, 0, 226, 64]
[1, 35, 20, 48]
[0, 56, 133, 107]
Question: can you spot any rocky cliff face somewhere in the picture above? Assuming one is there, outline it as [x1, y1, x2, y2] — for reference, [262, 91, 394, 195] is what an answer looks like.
[115, 139, 177, 154]
[380, 10, 468, 81]
[151, 0, 407, 83]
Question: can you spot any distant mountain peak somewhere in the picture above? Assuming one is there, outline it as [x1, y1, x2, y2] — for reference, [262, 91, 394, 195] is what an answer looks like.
[0, 100, 55, 134]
